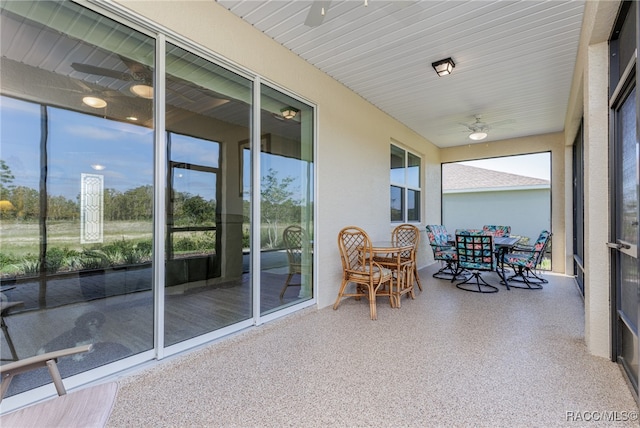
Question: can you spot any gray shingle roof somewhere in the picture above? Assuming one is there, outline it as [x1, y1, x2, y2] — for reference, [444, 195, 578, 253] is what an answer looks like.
[442, 163, 550, 191]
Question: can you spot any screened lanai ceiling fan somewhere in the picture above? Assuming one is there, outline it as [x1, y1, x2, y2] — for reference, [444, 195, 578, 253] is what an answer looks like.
[459, 115, 515, 141]
[72, 55, 198, 103]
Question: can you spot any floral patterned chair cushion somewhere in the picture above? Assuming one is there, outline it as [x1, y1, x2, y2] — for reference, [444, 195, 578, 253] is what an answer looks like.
[503, 230, 551, 289]
[453, 232, 498, 293]
[426, 225, 459, 279]
[482, 225, 511, 237]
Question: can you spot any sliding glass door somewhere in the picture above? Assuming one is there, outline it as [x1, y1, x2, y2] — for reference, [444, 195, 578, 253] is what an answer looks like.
[0, 1, 155, 396]
[0, 0, 315, 403]
[163, 42, 253, 346]
[258, 85, 314, 315]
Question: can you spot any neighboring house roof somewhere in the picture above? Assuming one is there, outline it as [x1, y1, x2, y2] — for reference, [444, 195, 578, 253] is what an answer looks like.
[442, 163, 550, 193]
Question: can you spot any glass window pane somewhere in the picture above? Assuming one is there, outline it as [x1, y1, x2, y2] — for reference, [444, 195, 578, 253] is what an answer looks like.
[408, 190, 420, 222]
[391, 185, 404, 222]
[407, 153, 421, 188]
[390, 145, 405, 184]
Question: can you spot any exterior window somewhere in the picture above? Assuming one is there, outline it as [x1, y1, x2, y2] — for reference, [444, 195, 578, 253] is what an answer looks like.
[390, 144, 421, 222]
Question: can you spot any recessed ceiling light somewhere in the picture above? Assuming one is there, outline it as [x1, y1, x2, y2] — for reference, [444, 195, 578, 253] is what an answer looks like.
[91, 164, 106, 171]
[130, 84, 153, 99]
[82, 96, 107, 108]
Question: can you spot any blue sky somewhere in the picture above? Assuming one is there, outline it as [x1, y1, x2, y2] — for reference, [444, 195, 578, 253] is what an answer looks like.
[459, 152, 551, 180]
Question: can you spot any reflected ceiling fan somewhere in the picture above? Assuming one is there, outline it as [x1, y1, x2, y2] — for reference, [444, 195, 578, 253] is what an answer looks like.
[71, 55, 155, 99]
[71, 55, 198, 103]
[459, 115, 515, 141]
[37, 78, 129, 109]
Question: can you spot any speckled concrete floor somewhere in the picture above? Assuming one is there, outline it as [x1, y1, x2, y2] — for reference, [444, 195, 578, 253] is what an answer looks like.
[106, 266, 639, 427]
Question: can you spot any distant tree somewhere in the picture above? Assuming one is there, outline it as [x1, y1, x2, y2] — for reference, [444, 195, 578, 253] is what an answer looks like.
[48, 195, 78, 220]
[10, 185, 39, 220]
[0, 160, 15, 187]
[183, 195, 216, 225]
[261, 168, 298, 248]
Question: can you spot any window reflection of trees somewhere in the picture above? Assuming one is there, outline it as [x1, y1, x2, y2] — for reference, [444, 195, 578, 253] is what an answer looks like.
[0, 97, 154, 285]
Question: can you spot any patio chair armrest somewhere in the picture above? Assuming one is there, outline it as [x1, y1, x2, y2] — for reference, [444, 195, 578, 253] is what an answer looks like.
[1, 344, 93, 401]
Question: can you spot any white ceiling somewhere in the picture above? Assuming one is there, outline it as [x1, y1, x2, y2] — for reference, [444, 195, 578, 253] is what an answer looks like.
[216, 0, 586, 148]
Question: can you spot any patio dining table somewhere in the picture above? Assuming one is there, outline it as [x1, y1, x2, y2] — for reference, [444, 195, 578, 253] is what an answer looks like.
[494, 236, 521, 290]
[370, 241, 416, 308]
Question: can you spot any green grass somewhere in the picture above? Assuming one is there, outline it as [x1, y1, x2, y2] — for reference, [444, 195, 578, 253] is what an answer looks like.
[0, 220, 153, 258]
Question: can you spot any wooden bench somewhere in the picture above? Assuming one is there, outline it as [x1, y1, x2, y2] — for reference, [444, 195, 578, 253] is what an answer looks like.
[0, 344, 118, 427]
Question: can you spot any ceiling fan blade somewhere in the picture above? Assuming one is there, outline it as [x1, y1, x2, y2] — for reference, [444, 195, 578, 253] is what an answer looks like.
[167, 87, 195, 103]
[75, 80, 93, 92]
[71, 63, 132, 81]
[117, 55, 152, 83]
[304, 1, 331, 27]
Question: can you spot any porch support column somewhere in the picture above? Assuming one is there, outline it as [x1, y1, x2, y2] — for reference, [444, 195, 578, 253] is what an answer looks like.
[583, 41, 610, 358]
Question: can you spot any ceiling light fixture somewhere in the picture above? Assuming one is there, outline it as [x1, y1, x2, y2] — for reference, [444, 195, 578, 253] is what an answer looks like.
[469, 130, 488, 141]
[281, 106, 299, 120]
[130, 84, 154, 99]
[431, 57, 455, 77]
[82, 96, 107, 109]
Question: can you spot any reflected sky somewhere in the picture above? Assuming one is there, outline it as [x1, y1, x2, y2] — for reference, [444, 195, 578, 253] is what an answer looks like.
[1, 95, 311, 204]
[2, 96, 154, 200]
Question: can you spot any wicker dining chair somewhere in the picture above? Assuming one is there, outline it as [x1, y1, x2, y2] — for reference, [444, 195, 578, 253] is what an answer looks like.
[280, 225, 311, 300]
[454, 232, 498, 293]
[392, 224, 422, 291]
[374, 224, 421, 293]
[333, 226, 393, 320]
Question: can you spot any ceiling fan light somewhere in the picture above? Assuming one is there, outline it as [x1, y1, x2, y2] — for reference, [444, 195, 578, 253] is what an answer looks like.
[432, 57, 455, 77]
[82, 96, 107, 108]
[130, 84, 154, 99]
[280, 106, 299, 120]
[469, 131, 488, 141]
